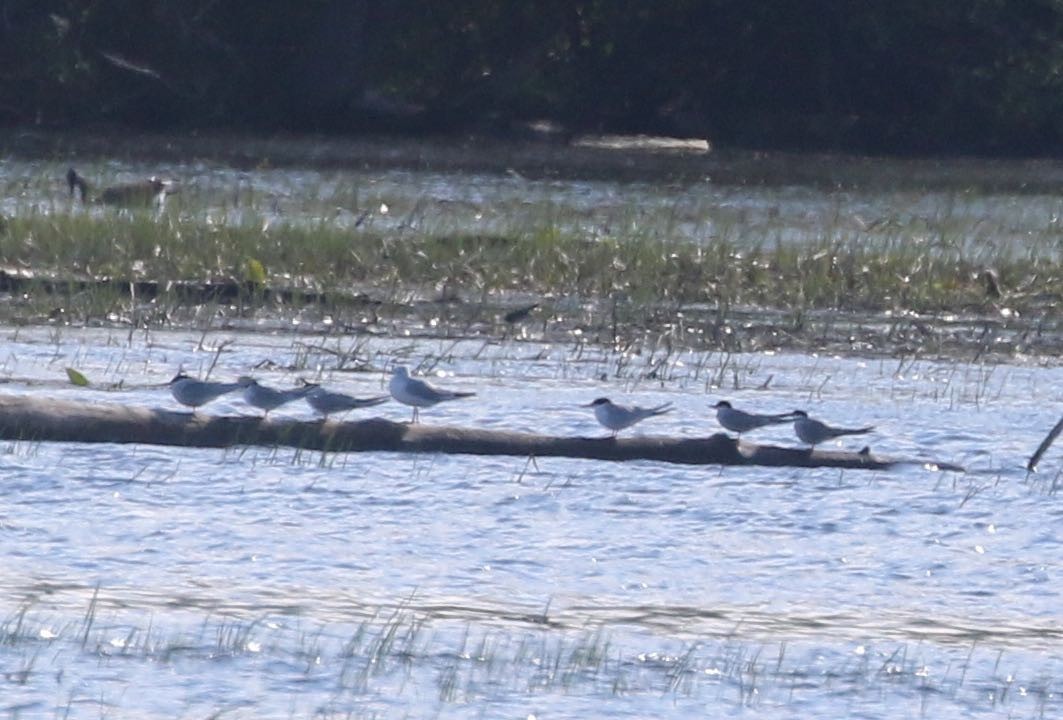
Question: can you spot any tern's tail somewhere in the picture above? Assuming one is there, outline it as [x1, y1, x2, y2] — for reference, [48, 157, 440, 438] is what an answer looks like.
[650, 402, 674, 416]
[446, 391, 476, 399]
[836, 425, 874, 437]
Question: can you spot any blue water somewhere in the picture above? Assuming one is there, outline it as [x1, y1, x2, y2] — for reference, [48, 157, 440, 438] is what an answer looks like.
[1, 326, 1061, 718]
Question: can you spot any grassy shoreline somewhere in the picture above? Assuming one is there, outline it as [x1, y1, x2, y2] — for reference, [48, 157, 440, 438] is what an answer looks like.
[5, 213, 1058, 312]
[1, 212, 1059, 359]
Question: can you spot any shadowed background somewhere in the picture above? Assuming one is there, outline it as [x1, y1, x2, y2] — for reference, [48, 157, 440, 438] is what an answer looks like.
[5, 1, 1063, 155]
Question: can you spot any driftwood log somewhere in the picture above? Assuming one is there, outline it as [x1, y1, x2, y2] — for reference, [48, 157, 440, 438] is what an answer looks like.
[0, 394, 964, 472]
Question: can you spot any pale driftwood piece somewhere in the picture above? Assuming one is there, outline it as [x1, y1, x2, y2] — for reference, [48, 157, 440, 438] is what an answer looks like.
[0, 394, 964, 472]
[1028, 415, 1063, 472]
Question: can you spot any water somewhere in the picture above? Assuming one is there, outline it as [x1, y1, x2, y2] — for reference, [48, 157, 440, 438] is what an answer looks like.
[1, 140, 1061, 715]
[1, 325, 1061, 718]
[4, 156, 1063, 260]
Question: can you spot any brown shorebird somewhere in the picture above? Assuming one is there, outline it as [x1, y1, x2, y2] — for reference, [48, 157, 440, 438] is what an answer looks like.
[67, 168, 174, 207]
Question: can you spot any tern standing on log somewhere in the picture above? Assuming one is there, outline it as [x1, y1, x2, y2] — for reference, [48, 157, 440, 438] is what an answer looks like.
[585, 397, 673, 437]
[791, 409, 873, 449]
[713, 400, 794, 437]
[389, 366, 475, 423]
[306, 387, 390, 419]
[169, 373, 242, 411]
[238, 377, 317, 418]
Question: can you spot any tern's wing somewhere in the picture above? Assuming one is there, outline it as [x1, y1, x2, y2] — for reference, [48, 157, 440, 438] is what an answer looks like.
[307, 389, 344, 408]
[326, 393, 389, 410]
[207, 383, 240, 399]
[757, 412, 794, 424]
[631, 403, 670, 421]
[835, 425, 873, 436]
[405, 377, 448, 403]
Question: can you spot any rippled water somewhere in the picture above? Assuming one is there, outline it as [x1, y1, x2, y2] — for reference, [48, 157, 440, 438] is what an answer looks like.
[2, 324, 1062, 718]
[2, 141, 1062, 716]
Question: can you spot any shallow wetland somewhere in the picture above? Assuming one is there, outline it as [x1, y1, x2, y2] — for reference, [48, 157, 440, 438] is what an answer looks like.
[0, 134, 1061, 718]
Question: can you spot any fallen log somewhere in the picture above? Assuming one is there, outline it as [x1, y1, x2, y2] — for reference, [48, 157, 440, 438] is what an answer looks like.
[0, 394, 963, 472]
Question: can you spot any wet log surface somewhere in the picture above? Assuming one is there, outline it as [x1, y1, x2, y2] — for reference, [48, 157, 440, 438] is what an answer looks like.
[0, 394, 964, 472]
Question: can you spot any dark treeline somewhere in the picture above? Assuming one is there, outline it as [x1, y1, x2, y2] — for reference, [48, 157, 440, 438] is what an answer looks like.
[4, 1, 1063, 156]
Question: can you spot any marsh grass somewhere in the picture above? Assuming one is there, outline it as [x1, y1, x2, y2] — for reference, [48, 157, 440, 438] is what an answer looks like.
[3, 212, 1058, 319]
[3, 596, 1059, 717]
[2, 157, 1060, 357]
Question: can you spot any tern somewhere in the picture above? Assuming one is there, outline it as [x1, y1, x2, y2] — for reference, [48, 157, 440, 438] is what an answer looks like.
[585, 397, 673, 437]
[169, 373, 242, 411]
[67, 168, 175, 208]
[792, 409, 873, 449]
[388, 366, 475, 423]
[306, 387, 390, 419]
[713, 400, 794, 437]
[238, 376, 318, 417]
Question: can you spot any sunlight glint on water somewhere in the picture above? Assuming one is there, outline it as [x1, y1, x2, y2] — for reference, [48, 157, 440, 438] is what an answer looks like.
[0, 325, 1061, 718]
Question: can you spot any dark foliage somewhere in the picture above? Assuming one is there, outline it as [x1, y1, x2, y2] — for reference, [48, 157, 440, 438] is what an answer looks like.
[3, 0, 1063, 154]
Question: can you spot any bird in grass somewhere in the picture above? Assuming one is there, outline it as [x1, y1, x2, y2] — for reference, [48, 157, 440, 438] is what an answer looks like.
[713, 400, 794, 437]
[238, 376, 318, 418]
[306, 387, 389, 420]
[169, 373, 242, 412]
[585, 397, 673, 437]
[388, 366, 475, 423]
[67, 167, 175, 208]
[503, 303, 540, 324]
[791, 409, 873, 449]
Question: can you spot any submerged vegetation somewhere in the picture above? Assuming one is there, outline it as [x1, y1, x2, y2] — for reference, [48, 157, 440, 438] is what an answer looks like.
[3, 591, 1060, 718]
